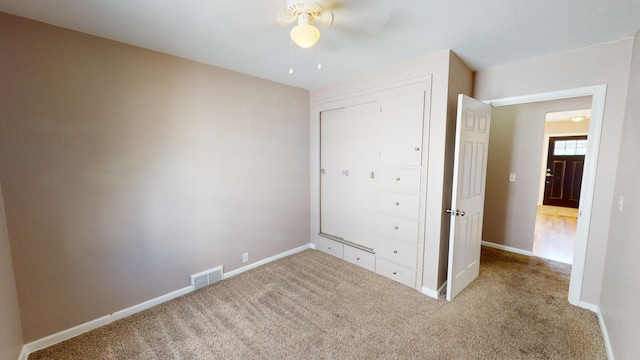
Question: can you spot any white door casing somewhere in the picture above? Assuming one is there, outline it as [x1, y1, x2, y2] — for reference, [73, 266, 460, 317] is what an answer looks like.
[446, 94, 492, 301]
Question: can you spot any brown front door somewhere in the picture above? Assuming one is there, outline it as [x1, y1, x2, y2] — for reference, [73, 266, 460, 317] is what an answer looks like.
[543, 136, 587, 209]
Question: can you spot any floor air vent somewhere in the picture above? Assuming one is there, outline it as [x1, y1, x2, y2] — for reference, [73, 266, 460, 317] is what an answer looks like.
[191, 266, 223, 290]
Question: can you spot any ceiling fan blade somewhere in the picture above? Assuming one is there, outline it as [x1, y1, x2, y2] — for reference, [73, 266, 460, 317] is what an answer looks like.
[316, 10, 334, 26]
[320, 0, 393, 34]
[277, 9, 297, 25]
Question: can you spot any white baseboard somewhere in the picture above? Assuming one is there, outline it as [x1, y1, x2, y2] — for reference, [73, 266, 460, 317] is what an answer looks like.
[481, 241, 534, 256]
[223, 243, 312, 278]
[18, 346, 29, 360]
[421, 282, 447, 299]
[20, 243, 314, 359]
[595, 307, 614, 360]
[20, 285, 192, 359]
[572, 300, 599, 312]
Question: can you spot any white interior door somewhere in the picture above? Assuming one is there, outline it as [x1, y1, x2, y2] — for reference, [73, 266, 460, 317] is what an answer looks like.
[446, 94, 491, 301]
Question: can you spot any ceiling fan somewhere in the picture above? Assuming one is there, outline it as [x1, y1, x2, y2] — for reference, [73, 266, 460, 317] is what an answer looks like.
[276, 0, 393, 50]
[277, 1, 335, 49]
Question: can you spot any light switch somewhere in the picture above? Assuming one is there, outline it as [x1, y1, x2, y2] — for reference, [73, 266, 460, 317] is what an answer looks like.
[508, 173, 516, 182]
[618, 195, 624, 212]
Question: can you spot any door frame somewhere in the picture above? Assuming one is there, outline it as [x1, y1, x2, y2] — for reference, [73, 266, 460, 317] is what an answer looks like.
[485, 84, 606, 308]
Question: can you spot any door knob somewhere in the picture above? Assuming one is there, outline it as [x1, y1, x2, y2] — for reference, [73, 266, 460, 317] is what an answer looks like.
[545, 173, 553, 177]
[446, 209, 466, 216]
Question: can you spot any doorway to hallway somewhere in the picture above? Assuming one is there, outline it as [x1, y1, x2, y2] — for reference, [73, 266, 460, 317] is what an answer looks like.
[532, 109, 590, 265]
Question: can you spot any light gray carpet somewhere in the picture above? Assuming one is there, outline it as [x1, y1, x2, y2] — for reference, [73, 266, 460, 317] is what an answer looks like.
[29, 247, 606, 359]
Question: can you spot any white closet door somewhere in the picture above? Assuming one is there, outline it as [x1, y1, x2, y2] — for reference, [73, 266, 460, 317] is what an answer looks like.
[379, 91, 426, 166]
[320, 108, 346, 238]
[342, 102, 379, 250]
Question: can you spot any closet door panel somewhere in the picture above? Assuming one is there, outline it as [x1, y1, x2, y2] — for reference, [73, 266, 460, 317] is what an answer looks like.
[379, 91, 425, 166]
[342, 102, 379, 250]
[320, 108, 346, 238]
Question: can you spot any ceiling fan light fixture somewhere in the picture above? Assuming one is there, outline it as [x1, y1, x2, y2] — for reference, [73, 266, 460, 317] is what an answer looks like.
[290, 12, 320, 48]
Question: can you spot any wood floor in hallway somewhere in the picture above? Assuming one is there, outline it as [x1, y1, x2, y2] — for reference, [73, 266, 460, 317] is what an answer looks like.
[533, 205, 577, 264]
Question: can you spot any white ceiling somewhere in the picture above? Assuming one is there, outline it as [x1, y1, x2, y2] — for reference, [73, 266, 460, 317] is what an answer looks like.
[1, 0, 640, 90]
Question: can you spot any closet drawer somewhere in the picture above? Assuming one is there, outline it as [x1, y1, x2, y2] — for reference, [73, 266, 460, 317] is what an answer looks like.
[376, 168, 421, 193]
[375, 258, 417, 288]
[377, 191, 420, 218]
[317, 237, 344, 259]
[343, 246, 375, 271]
[376, 238, 418, 269]
[377, 214, 419, 244]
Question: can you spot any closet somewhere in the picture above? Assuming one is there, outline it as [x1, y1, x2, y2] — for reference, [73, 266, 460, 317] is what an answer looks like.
[312, 50, 474, 296]
[318, 83, 429, 289]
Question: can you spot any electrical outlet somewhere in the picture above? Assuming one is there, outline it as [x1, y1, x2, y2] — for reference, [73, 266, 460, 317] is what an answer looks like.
[508, 173, 516, 182]
[242, 252, 249, 263]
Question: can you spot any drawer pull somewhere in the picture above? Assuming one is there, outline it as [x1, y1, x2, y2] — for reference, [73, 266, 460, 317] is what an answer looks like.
[395, 202, 400, 206]
[395, 177, 401, 181]
[393, 271, 397, 275]
[393, 250, 398, 254]
[356, 257, 360, 261]
[415, 147, 420, 151]
[394, 226, 399, 230]
[328, 246, 331, 250]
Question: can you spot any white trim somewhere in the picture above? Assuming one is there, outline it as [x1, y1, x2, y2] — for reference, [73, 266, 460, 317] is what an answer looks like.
[484, 84, 607, 307]
[21, 285, 193, 358]
[481, 241, 534, 256]
[309, 242, 317, 250]
[223, 244, 312, 278]
[574, 300, 599, 312]
[596, 307, 615, 360]
[422, 281, 447, 299]
[20, 243, 314, 358]
[18, 346, 29, 360]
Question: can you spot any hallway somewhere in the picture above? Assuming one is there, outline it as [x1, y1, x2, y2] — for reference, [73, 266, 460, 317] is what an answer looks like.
[533, 205, 578, 264]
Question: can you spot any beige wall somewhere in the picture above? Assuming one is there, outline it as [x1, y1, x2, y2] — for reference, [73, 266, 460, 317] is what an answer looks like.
[0, 183, 23, 360]
[599, 30, 640, 359]
[483, 97, 592, 251]
[0, 13, 310, 342]
[474, 39, 633, 305]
